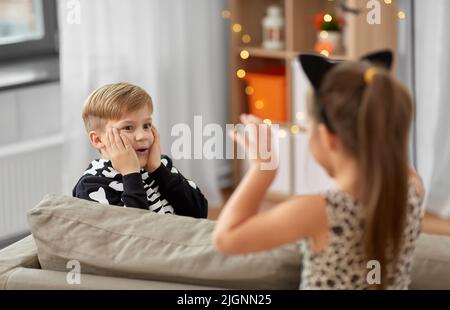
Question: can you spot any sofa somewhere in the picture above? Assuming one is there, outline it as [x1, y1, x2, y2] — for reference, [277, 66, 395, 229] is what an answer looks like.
[1, 195, 450, 290]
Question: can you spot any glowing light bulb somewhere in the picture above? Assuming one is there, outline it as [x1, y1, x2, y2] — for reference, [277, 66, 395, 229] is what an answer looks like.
[236, 69, 246, 78]
[242, 34, 251, 44]
[263, 119, 272, 125]
[278, 129, 287, 138]
[384, 0, 392, 4]
[296, 112, 305, 121]
[398, 11, 406, 19]
[240, 50, 250, 59]
[290, 125, 300, 135]
[324, 14, 332, 22]
[221, 10, 231, 19]
[245, 86, 254, 95]
[255, 100, 264, 110]
[320, 50, 330, 57]
[232, 23, 242, 33]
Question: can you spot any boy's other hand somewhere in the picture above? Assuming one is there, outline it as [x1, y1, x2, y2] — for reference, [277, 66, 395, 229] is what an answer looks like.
[101, 127, 140, 175]
[146, 126, 161, 172]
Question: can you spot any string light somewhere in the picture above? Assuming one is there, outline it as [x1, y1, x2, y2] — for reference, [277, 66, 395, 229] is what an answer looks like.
[384, 0, 392, 4]
[290, 125, 300, 135]
[398, 11, 406, 19]
[232, 23, 242, 33]
[245, 86, 254, 95]
[240, 50, 250, 59]
[242, 34, 251, 44]
[296, 112, 305, 121]
[319, 31, 328, 39]
[236, 69, 246, 78]
[263, 119, 272, 125]
[320, 50, 330, 57]
[255, 100, 264, 110]
[324, 14, 332, 22]
[278, 129, 287, 138]
[221, 10, 231, 19]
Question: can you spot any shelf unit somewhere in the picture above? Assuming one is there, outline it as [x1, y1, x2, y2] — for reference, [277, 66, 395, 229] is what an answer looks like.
[228, 0, 399, 196]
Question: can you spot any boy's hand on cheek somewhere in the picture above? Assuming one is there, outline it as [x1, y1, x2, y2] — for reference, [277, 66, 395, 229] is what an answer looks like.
[101, 128, 140, 175]
[147, 126, 161, 172]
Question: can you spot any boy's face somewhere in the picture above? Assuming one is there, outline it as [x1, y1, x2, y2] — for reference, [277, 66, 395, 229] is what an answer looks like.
[102, 105, 154, 168]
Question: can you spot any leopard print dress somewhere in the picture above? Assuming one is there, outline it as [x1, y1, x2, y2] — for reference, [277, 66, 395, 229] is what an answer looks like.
[299, 179, 424, 290]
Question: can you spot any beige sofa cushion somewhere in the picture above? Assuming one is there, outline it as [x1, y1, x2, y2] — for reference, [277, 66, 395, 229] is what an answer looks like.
[410, 233, 450, 289]
[27, 195, 301, 289]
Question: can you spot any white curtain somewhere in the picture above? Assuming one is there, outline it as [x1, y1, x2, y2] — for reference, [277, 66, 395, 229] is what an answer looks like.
[59, 0, 227, 207]
[415, 0, 450, 218]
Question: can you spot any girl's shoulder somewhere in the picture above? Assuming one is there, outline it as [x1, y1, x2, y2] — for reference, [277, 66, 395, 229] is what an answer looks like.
[290, 189, 364, 233]
[287, 190, 355, 210]
[290, 189, 358, 209]
[282, 194, 330, 227]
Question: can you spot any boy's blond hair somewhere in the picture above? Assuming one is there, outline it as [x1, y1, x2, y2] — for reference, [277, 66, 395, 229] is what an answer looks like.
[82, 83, 153, 132]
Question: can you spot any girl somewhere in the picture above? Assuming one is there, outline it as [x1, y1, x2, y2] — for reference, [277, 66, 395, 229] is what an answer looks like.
[213, 51, 425, 289]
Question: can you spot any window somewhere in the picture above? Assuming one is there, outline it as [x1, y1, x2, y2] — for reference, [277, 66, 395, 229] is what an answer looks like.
[0, 0, 58, 61]
[0, 0, 44, 45]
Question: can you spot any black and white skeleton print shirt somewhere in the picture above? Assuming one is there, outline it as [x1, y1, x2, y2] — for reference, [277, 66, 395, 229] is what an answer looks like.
[72, 155, 208, 218]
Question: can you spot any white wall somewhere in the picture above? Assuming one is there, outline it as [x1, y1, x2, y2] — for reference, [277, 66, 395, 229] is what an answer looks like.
[0, 82, 62, 241]
[0, 83, 61, 146]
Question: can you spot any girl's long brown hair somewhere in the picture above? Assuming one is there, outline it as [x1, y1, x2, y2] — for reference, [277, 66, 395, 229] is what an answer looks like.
[314, 61, 413, 289]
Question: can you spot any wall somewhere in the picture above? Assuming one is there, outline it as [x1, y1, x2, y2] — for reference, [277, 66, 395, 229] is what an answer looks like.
[0, 82, 62, 241]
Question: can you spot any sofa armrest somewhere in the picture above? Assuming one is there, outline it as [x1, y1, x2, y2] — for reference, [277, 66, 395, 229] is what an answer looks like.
[0, 235, 40, 289]
[410, 233, 450, 289]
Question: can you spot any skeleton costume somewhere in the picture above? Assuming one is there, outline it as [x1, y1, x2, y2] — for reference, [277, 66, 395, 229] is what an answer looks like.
[73, 155, 208, 218]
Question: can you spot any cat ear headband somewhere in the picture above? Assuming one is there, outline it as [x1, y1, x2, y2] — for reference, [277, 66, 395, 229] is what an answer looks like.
[298, 50, 393, 133]
[299, 49, 393, 91]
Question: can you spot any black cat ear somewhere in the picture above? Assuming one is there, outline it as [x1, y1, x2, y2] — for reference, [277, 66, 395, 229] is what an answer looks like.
[360, 49, 393, 70]
[299, 54, 340, 91]
[299, 50, 393, 90]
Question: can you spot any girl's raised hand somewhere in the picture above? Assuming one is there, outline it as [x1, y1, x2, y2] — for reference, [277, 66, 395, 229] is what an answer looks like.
[230, 114, 278, 171]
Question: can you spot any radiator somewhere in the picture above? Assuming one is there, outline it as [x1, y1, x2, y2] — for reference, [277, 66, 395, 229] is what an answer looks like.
[0, 135, 63, 240]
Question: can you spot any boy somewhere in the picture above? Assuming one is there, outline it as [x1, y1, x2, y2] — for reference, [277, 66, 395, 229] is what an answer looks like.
[72, 83, 208, 218]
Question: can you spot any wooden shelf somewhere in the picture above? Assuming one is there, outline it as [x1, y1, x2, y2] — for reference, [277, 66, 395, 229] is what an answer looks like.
[236, 46, 298, 60]
[229, 0, 399, 189]
[236, 47, 349, 61]
[328, 53, 349, 60]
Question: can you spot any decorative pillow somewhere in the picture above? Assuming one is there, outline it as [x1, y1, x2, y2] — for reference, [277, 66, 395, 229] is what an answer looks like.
[27, 195, 301, 289]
